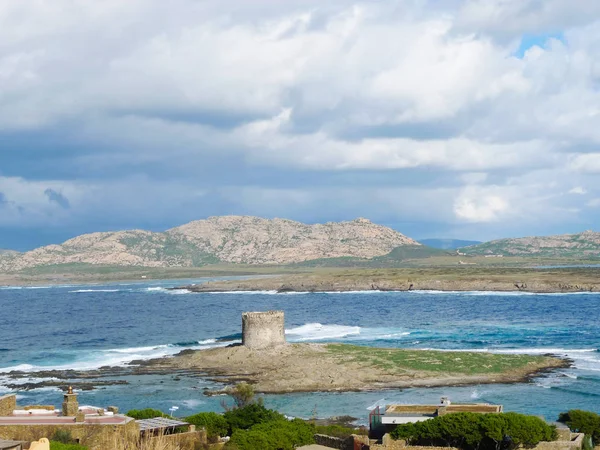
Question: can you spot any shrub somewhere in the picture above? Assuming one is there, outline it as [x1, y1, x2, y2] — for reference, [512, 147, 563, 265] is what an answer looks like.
[186, 411, 228, 438]
[315, 424, 367, 438]
[558, 410, 600, 443]
[391, 412, 556, 450]
[51, 430, 75, 444]
[225, 418, 315, 450]
[50, 442, 88, 450]
[226, 382, 256, 409]
[223, 403, 285, 433]
[125, 408, 168, 420]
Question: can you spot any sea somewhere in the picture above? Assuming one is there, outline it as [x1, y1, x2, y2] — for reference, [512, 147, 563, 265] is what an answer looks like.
[1, 277, 599, 424]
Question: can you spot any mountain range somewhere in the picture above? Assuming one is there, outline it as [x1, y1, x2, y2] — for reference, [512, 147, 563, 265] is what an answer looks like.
[1, 217, 599, 273]
[0, 216, 419, 272]
[460, 230, 600, 258]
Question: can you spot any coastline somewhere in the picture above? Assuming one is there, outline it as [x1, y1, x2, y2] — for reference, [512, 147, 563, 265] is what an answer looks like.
[177, 271, 600, 294]
[129, 343, 569, 394]
[1, 344, 570, 394]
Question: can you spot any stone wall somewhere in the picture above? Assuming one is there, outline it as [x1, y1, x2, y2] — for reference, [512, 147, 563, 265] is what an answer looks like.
[314, 434, 370, 450]
[369, 433, 584, 450]
[0, 418, 138, 450]
[534, 433, 584, 450]
[0, 395, 16, 416]
[242, 311, 286, 350]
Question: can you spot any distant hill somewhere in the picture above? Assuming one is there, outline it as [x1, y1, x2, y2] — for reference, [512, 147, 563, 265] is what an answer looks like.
[460, 230, 600, 258]
[0, 249, 19, 256]
[0, 216, 420, 272]
[419, 239, 482, 250]
[296, 244, 449, 268]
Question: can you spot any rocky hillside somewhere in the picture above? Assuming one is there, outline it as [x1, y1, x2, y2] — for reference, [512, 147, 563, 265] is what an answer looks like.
[461, 230, 600, 258]
[0, 216, 419, 272]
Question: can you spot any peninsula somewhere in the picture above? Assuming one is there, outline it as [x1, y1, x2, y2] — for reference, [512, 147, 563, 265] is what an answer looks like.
[139, 342, 567, 394]
[135, 311, 566, 394]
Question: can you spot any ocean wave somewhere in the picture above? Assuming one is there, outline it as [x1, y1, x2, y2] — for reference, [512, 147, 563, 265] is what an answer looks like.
[69, 289, 122, 293]
[145, 287, 191, 295]
[285, 323, 411, 342]
[286, 323, 361, 341]
[407, 290, 599, 296]
[0, 339, 230, 374]
[208, 290, 280, 295]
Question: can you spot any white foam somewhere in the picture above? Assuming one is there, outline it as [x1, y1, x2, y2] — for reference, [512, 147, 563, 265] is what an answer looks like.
[284, 323, 411, 342]
[69, 289, 121, 293]
[286, 323, 361, 341]
[0, 340, 230, 374]
[408, 290, 599, 296]
[208, 290, 280, 295]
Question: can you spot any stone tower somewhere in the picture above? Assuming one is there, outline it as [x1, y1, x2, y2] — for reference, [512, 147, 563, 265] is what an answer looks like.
[242, 311, 286, 350]
[62, 386, 79, 416]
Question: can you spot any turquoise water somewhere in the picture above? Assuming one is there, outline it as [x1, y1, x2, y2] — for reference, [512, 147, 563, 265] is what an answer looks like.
[0, 280, 599, 423]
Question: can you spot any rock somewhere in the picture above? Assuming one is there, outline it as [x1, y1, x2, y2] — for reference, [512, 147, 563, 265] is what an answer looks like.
[0, 215, 419, 271]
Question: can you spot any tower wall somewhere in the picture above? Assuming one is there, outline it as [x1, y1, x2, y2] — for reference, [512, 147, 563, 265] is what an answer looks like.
[242, 311, 286, 350]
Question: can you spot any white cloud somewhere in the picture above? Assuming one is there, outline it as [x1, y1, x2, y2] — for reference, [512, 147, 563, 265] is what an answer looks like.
[1, 0, 600, 241]
[569, 154, 600, 173]
[569, 186, 587, 195]
[453, 186, 510, 222]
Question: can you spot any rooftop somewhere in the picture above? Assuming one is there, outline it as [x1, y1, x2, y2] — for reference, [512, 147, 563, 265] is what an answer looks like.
[385, 403, 502, 416]
[0, 406, 132, 426]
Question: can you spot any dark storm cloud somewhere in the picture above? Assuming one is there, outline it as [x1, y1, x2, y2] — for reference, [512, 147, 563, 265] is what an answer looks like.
[44, 189, 70, 209]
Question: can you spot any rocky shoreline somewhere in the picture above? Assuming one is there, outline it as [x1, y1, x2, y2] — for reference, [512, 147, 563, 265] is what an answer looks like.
[175, 274, 599, 294]
[3, 343, 569, 394]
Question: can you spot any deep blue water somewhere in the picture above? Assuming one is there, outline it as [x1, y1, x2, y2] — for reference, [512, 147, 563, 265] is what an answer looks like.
[1, 280, 600, 423]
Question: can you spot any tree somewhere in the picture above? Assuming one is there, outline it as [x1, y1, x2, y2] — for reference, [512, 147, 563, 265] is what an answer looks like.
[186, 411, 228, 439]
[558, 410, 600, 444]
[391, 412, 556, 450]
[225, 418, 315, 450]
[225, 382, 256, 409]
[223, 403, 285, 434]
[125, 408, 168, 419]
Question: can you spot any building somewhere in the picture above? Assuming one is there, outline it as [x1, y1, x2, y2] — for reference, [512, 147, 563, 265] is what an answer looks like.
[0, 390, 137, 449]
[370, 397, 503, 433]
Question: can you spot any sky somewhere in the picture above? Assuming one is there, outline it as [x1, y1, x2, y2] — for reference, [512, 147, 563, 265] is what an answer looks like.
[1, 0, 600, 251]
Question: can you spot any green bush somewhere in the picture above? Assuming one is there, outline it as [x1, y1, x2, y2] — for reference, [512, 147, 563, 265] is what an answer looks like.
[391, 412, 556, 450]
[315, 424, 367, 438]
[223, 403, 285, 433]
[50, 442, 88, 450]
[125, 408, 168, 420]
[186, 411, 229, 438]
[51, 430, 75, 444]
[558, 410, 600, 443]
[225, 418, 315, 450]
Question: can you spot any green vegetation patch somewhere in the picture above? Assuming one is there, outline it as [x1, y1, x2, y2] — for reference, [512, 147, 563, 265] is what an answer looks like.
[326, 344, 551, 375]
[391, 412, 556, 449]
[186, 411, 229, 439]
[126, 407, 168, 419]
[50, 443, 88, 450]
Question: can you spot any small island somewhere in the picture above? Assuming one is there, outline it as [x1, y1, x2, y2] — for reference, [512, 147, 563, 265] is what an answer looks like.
[139, 311, 568, 394]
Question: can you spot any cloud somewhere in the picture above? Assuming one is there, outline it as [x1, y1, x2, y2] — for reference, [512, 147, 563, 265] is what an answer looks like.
[44, 188, 70, 209]
[453, 186, 510, 222]
[569, 186, 587, 195]
[1, 0, 600, 247]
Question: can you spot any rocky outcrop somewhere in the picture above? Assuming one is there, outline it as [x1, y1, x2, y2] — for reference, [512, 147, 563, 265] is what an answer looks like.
[461, 230, 600, 257]
[0, 216, 419, 272]
[168, 216, 417, 264]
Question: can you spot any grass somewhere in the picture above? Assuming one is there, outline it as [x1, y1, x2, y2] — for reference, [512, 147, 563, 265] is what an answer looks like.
[326, 344, 551, 375]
